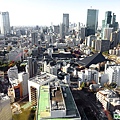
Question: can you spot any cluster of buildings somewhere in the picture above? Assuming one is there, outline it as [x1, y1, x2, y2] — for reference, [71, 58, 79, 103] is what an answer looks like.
[0, 9, 120, 120]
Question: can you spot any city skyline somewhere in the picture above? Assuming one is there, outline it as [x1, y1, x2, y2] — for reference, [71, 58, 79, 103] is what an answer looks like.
[0, 0, 120, 26]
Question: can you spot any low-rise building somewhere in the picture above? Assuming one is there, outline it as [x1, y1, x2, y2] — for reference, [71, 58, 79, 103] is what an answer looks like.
[36, 81, 81, 120]
[105, 64, 120, 87]
[96, 89, 120, 111]
[0, 93, 12, 120]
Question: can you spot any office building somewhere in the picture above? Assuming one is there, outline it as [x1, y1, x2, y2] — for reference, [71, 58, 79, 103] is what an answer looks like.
[0, 93, 12, 120]
[86, 35, 97, 47]
[53, 25, 60, 34]
[0, 12, 10, 35]
[80, 27, 86, 40]
[63, 13, 69, 35]
[95, 39, 110, 52]
[86, 9, 98, 36]
[28, 72, 57, 105]
[103, 27, 113, 40]
[105, 11, 112, 27]
[26, 57, 37, 78]
[18, 72, 29, 97]
[36, 81, 81, 120]
[60, 23, 65, 39]
[110, 29, 120, 48]
[32, 32, 38, 46]
[101, 11, 119, 39]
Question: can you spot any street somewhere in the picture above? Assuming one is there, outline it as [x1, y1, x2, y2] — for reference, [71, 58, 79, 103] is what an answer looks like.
[71, 88, 108, 120]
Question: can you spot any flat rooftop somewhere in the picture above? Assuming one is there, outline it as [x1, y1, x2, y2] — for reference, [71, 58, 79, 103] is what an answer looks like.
[37, 82, 80, 120]
[38, 85, 50, 120]
[0, 93, 10, 102]
[29, 72, 57, 86]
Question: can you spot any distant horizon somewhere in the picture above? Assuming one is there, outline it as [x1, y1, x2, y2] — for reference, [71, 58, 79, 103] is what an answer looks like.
[0, 0, 120, 27]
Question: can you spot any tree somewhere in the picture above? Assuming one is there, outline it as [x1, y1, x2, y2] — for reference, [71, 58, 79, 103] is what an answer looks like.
[81, 82, 85, 88]
[109, 82, 117, 88]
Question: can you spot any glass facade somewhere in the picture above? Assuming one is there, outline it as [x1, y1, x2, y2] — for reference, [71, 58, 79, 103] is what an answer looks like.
[0, 12, 11, 35]
[86, 9, 99, 36]
[63, 14, 69, 35]
[105, 11, 112, 27]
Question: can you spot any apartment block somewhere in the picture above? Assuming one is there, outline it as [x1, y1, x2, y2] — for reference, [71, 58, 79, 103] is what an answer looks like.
[96, 89, 120, 111]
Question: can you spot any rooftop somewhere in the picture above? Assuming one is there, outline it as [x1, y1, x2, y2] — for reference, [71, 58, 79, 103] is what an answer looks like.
[29, 72, 57, 86]
[38, 85, 50, 119]
[0, 93, 10, 102]
[37, 82, 80, 120]
[77, 52, 106, 68]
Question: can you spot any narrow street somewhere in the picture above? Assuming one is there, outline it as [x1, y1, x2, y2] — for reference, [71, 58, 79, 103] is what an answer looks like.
[71, 88, 108, 120]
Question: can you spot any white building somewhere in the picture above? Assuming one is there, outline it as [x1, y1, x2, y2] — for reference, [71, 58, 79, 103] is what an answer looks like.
[0, 93, 12, 120]
[0, 12, 10, 35]
[103, 27, 113, 40]
[7, 65, 18, 79]
[28, 72, 57, 105]
[84, 69, 99, 83]
[47, 48, 53, 57]
[18, 72, 29, 97]
[54, 42, 67, 49]
[86, 35, 97, 47]
[43, 61, 60, 76]
[96, 89, 120, 111]
[36, 81, 81, 120]
[105, 65, 120, 87]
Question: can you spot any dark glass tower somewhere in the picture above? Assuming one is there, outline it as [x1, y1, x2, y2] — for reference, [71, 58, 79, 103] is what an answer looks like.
[63, 14, 69, 35]
[105, 11, 112, 27]
[86, 9, 98, 36]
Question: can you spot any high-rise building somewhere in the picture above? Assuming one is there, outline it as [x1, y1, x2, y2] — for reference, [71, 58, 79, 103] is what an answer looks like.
[60, 23, 65, 39]
[53, 25, 60, 34]
[103, 27, 113, 40]
[18, 72, 29, 97]
[63, 13, 69, 35]
[111, 13, 116, 25]
[101, 11, 119, 39]
[95, 39, 110, 52]
[0, 12, 10, 35]
[105, 11, 112, 27]
[26, 57, 37, 78]
[31, 32, 38, 46]
[86, 9, 99, 36]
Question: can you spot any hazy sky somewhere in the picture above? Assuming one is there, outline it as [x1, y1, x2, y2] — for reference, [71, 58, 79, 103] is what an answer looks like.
[0, 0, 120, 26]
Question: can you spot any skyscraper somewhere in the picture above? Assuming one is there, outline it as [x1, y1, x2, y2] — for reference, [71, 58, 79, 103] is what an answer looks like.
[31, 32, 38, 46]
[63, 13, 69, 35]
[86, 9, 99, 36]
[60, 23, 65, 39]
[0, 12, 10, 35]
[101, 11, 119, 39]
[105, 11, 112, 27]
